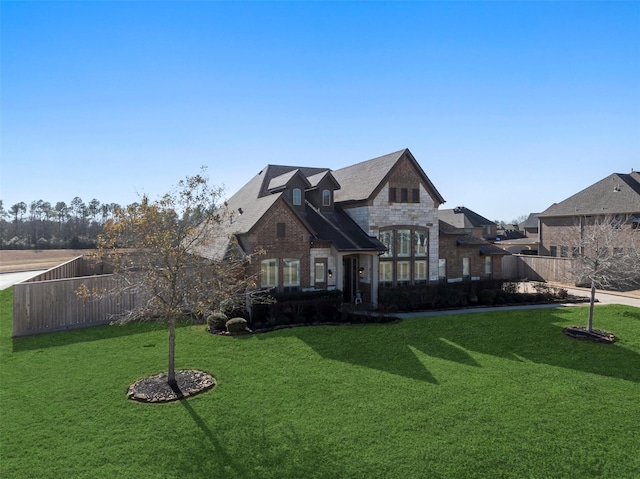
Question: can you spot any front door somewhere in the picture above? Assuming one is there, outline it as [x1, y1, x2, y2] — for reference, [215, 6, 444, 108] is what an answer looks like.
[342, 256, 358, 303]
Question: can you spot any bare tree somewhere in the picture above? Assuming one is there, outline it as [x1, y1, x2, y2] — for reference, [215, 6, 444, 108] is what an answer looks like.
[561, 214, 640, 332]
[96, 168, 261, 389]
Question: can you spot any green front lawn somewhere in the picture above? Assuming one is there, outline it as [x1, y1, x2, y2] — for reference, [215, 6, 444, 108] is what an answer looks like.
[1, 287, 639, 478]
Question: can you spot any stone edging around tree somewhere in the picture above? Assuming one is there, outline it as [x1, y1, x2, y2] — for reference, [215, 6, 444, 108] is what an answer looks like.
[127, 369, 216, 403]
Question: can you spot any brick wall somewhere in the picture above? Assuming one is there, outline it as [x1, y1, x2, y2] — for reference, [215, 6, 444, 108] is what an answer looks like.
[243, 200, 312, 290]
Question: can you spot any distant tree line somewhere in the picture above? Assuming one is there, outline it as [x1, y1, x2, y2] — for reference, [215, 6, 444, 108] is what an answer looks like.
[0, 198, 132, 250]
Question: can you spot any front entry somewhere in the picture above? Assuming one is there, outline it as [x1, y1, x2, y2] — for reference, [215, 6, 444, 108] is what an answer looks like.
[342, 256, 358, 303]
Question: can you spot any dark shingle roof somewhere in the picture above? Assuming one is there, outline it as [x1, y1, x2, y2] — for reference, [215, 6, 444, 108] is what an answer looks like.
[539, 171, 640, 217]
[439, 220, 509, 256]
[303, 206, 386, 252]
[438, 206, 495, 229]
[332, 148, 445, 205]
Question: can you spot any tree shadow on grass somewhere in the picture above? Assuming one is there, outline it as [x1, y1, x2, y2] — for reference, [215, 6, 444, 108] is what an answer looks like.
[427, 308, 640, 383]
[11, 320, 191, 352]
[175, 399, 344, 478]
[255, 306, 640, 384]
[258, 323, 484, 384]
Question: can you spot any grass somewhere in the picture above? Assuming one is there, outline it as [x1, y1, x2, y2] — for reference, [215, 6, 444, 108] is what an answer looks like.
[1, 287, 640, 479]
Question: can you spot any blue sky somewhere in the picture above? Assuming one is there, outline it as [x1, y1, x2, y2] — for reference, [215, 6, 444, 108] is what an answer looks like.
[1, 1, 638, 223]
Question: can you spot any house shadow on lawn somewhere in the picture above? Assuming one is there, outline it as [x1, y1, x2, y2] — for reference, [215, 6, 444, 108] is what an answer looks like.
[257, 322, 484, 384]
[255, 306, 640, 384]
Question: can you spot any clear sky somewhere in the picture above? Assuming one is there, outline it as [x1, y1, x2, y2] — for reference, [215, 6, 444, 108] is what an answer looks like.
[1, 1, 639, 223]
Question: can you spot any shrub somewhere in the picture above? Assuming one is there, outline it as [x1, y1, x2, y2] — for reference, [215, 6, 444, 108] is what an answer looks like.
[206, 312, 228, 331]
[226, 317, 249, 334]
[478, 289, 497, 305]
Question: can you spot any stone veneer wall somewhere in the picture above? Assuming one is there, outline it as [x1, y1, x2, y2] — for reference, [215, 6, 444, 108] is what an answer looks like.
[343, 183, 440, 281]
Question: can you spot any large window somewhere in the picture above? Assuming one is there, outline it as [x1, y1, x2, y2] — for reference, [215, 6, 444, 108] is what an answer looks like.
[283, 258, 300, 292]
[261, 259, 278, 288]
[378, 227, 432, 286]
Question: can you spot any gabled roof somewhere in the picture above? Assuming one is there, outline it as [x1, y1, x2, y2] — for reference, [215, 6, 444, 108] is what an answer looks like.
[519, 213, 540, 230]
[332, 148, 445, 205]
[268, 169, 312, 192]
[439, 220, 509, 256]
[539, 171, 640, 217]
[438, 206, 495, 229]
[306, 170, 341, 191]
[304, 206, 386, 252]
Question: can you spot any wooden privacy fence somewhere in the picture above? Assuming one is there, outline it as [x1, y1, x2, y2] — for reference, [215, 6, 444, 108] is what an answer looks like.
[502, 254, 574, 283]
[12, 256, 148, 337]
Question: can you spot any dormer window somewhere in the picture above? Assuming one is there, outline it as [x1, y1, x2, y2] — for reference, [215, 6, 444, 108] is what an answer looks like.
[293, 188, 302, 205]
[322, 189, 331, 206]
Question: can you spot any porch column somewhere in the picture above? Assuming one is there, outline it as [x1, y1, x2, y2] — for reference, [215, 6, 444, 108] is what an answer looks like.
[371, 253, 379, 307]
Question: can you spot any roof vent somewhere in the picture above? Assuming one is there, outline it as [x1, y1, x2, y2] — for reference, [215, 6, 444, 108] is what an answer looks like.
[613, 184, 621, 192]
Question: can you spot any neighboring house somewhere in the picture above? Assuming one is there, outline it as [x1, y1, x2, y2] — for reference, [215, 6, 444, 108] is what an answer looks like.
[438, 206, 498, 240]
[202, 148, 451, 306]
[519, 213, 540, 239]
[494, 215, 539, 254]
[438, 220, 510, 282]
[537, 171, 640, 257]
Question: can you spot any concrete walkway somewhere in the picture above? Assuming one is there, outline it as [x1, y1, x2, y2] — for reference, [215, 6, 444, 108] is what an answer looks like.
[0, 271, 46, 291]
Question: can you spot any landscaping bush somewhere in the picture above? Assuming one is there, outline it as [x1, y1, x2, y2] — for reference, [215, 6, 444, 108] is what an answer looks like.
[249, 290, 343, 329]
[478, 289, 497, 305]
[226, 317, 249, 335]
[206, 312, 228, 331]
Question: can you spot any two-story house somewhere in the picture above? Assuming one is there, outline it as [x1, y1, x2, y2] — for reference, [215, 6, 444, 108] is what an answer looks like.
[438, 206, 498, 241]
[199, 149, 442, 305]
[538, 171, 640, 257]
[202, 149, 506, 306]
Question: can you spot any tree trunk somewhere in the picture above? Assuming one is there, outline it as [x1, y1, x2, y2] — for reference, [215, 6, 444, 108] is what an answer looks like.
[168, 316, 177, 388]
[587, 282, 596, 332]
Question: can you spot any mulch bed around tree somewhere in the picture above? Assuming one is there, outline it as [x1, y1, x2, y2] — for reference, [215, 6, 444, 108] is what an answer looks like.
[563, 326, 617, 343]
[127, 369, 216, 403]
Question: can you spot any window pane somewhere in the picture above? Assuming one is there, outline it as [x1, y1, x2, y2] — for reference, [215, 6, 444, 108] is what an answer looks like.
[389, 188, 397, 202]
[412, 188, 420, 203]
[283, 258, 300, 286]
[415, 230, 428, 256]
[414, 260, 427, 280]
[379, 230, 394, 257]
[293, 188, 302, 205]
[398, 229, 411, 257]
[438, 258, 446, 279]
[484, 256, 492, 274]
[314, 262, 326, 283]
[463, 257, 470, 276]
[379, 261, 393, 282]
[261, 259, 278, 288]
[322, 190, 331, 206]
[397, 261, 410, 282]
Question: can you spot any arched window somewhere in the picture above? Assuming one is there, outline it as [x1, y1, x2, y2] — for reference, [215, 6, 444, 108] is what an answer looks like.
[292, 188, 302, 205]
